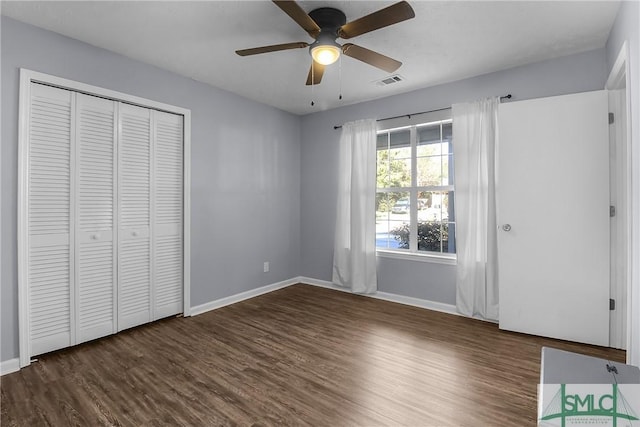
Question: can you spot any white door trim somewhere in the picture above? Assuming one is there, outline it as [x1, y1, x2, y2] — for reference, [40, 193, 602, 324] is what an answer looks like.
[605, 42, 634, 362]
[18, 68, 192, 368]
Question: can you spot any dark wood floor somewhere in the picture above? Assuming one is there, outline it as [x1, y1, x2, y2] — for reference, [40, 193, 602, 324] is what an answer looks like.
[1, 284, 625, 426]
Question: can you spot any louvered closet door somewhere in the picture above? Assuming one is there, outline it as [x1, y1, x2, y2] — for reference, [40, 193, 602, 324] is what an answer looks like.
[28, 83, 73, 356]
[76, 93, 117, 343]
[153, 111, 183, 319]
[118, 103, 152, 330]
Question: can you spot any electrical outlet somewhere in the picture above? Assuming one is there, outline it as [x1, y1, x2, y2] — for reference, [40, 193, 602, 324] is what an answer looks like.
[263, 262, 269, 273]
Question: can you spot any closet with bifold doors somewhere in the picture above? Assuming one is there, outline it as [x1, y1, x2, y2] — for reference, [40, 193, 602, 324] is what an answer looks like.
[23, 81, 185, 359]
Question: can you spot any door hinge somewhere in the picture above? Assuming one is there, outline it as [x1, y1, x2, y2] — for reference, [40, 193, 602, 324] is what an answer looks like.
[610, 298, 616, 310]
[610, 205, 616, 217]
[609, 112, 615, 124]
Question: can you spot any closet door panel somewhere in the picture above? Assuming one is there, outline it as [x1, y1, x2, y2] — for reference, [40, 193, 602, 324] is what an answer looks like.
[153, 111, 183, 319]
[118, 103, 152, 330]
[28, 84, 73, 355]
[76, 93, 117, 343]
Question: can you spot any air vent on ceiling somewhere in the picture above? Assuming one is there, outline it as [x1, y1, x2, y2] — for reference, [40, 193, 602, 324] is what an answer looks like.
[375, 74, 405, 86]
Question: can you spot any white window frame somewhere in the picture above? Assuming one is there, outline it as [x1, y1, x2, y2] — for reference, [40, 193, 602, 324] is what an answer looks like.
[375, 109, 456, 265]
[18, 68, 192, 367]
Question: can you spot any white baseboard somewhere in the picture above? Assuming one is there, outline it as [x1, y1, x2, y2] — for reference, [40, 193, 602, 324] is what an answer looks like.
[190, 275, 460, 320]
[296, 276, 460, 317]
[190, 277, 298, 316]
[1, 358, 20, 376]
[371, 291, 460, 316]
[294, 276, 347, 291]
[4, 277, 460, 376]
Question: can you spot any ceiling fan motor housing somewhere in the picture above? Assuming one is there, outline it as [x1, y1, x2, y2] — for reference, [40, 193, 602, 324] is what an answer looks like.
[309, 8, 347, 39]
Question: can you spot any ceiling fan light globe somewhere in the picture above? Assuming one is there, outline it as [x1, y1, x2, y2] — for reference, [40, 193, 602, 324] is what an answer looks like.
[311, 45, 341, 65]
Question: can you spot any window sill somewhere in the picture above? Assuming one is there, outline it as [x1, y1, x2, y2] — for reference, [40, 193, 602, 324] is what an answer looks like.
[376, 249, 457, 265]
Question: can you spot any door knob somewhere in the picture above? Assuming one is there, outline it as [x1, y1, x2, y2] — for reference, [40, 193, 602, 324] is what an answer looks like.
[92, 233, 100, 240]
[502, 224, 512, 232]
[132, 231, 139, 237]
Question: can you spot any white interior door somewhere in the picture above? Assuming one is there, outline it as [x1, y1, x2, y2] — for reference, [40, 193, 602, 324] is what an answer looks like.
[498, 90, 610, 346]
[152, 111, 184, 319]
[75, 93, 117, 343]
[27, 83, 74, 356]
[118, 103, 152, 331]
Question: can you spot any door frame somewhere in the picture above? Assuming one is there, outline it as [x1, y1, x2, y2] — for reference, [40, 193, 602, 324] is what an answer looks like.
[18, 69, 192, 368]
[605, 42, 633, 360]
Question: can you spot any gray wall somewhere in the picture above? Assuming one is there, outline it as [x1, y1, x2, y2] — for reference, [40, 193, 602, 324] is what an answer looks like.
[1, 17, 301, 362]
[605, 0, 640, 366]
[300, 48, 608, 305]
[1, 12, 625, 365]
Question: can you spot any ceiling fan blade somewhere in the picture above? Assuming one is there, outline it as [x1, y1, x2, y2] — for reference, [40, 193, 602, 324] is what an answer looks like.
[305, 61, 325, 86]
[342, 43, 402, 73]
[338, 1, 415, 39]
[236, 42, 309, 56]
[272, 1, 321, 38]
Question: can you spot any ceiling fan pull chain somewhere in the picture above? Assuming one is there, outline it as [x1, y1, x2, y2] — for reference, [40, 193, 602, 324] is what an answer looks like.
[311, 59, 315, 106]
[339, 54, 343, 101]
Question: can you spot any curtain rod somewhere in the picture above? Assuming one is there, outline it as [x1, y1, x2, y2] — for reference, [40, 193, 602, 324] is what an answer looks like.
[333, 94, 512, 130]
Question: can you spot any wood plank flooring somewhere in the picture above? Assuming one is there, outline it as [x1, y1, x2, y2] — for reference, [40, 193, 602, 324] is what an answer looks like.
[1, 284, 625, 426]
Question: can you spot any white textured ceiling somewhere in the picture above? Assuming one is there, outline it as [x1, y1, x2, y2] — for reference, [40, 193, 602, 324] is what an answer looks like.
[1, 1, 620, 115]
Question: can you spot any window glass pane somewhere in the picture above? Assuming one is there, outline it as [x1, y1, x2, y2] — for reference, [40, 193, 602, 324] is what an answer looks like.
[441, 155, 450, 185]
[377, 130, 411, 188]
[376, 133, 388, 150]
[389, 129, 411, 187]
[417, 191, 450, 222]
[417, 124, 441, 157]
[376, 191, 410, 250]
[418, 124, 440, 143]
[377, 149, 411, 188]
[442, 122, 452, 142]
[445, 223, 456, 254]
[415, 191, 455, 254]
[417, 156, 443, 186]
[447, 190, 455, 222]
[376, 192, 391, 217]
[389, 221, 411, 250]
[390, 146, 411, 161]
[376, 150, 390, 188]
[376, 195, 394, 250]
[417, 221, 447, 253]
[389, 129, 410, 148]
[417, 143, 440, 157]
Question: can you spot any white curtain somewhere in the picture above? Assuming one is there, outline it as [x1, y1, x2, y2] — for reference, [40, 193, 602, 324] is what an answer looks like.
[332, 119, 378, 294]
[452, 98, 499, 321]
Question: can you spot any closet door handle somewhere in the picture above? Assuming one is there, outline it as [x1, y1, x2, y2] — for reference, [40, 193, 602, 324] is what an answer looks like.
[92, 233, 100, 240]
[502, 224, 512, 232]
[132, 231, 139, 237]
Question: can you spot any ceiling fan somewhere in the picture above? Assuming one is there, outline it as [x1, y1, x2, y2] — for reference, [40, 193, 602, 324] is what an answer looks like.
[236, 1, 415, 85]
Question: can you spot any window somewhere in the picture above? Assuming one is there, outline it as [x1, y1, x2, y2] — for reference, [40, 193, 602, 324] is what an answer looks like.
[376, 119, 455, 257]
